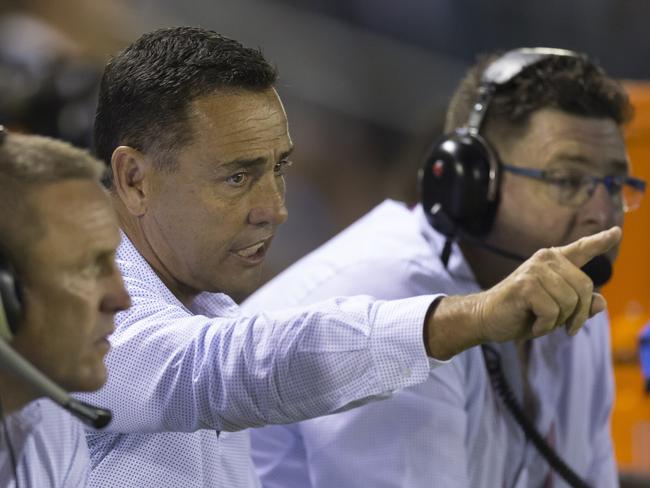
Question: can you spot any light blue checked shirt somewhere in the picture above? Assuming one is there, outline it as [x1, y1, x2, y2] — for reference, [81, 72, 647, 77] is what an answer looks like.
[245, 200, 618, 488]
[0, 399, 89, 487]
[77, 233, 445, 487]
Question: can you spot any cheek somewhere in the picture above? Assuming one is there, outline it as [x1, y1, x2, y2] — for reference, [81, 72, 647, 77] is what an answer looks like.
[152, 183, 213, 229]
[16, 277, 101, 384]
[55, 278, 101, 335]
[197, 194, 252, 245]
[277, 176, 287, 201]
[497, 182, 576, 244]
[167, 185, 245, 235]
[61, 274, 96, 300]
[152, 183, 255, 271]
[610, 207, 625, 228]
[24, 279, 92, 330]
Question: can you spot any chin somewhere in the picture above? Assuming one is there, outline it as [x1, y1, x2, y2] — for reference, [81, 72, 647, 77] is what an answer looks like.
[225, 279, 261, 303]
[216, 269, 264, 302]
[63, 364, 108, 393]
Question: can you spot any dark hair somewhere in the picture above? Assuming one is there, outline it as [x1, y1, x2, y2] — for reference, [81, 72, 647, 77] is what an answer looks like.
[444, 50, 633, 136]
[94, 26, 278, 185]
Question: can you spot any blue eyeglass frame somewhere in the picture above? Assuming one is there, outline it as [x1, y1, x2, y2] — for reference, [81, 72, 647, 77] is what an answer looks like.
[501, 162, 646, 201]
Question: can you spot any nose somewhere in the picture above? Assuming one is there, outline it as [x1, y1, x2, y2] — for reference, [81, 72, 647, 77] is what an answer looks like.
[248, 173, 288, 226]
[100, 264, 131, 314]
[582, 181, 622, 227]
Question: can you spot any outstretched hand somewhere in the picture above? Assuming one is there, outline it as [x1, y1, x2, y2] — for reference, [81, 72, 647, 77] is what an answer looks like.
[425, 227, 621, 360]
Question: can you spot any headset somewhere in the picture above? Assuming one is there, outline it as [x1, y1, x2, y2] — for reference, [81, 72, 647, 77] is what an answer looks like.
[0, 125, 22, 340]
[0, 127, 111, 429]
[0, 249, 21, 340]
[419, 47, 584, 243]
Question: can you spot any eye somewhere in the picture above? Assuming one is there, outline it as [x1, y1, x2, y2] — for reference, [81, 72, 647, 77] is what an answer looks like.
[549, 171, 587, 191]
[604, 175, 625, 194]
[226, 172, 248, 186]
[80, 261, 102, 280]
[80, 253, 115, 280]
[562, 175, 585, 190]
[274, 159, 293, 176]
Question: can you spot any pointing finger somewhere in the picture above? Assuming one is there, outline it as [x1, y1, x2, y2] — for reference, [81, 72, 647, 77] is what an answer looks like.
[557, 227, 621, 268]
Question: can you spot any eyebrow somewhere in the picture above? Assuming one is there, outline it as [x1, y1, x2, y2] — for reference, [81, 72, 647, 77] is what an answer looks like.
[67, 246, 115, 272]
[219, 147, 295, 172]
[548, 153, 629, 173]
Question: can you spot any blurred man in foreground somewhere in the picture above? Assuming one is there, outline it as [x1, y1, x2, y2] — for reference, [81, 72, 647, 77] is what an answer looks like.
[0, 128, 130, 486]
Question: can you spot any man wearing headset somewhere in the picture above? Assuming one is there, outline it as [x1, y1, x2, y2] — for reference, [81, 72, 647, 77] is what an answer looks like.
[78, 28, 620, 488]
[246, 49, 644, 487]
[0, 129, 131, 486]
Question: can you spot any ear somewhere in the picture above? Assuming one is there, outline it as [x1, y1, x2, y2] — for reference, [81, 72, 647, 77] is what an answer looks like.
[111, 146, 154, 217]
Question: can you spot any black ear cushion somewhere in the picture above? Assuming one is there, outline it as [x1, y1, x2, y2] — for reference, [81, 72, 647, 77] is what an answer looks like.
[0, 252, 22, 335]
[419, 131, 500, 237]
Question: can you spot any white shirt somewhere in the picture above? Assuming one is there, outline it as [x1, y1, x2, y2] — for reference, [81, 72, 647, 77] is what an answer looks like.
[0, 399, 89, 488]
[78, 232, 445, 487]
[245, 200, 618, 488]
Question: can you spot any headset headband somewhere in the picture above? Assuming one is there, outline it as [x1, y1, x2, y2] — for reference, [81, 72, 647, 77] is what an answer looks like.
[466, 47, 582, 135]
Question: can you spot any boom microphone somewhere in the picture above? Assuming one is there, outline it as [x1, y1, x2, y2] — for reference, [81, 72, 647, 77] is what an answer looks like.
[579, 254, 612, 288]
[460, 235, 613, 288]
[436, 212, 613, 287]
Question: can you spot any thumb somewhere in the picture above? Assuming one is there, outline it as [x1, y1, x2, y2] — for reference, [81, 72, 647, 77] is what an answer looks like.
[567, 293, 606, 336]
[589, 293, 607, 317]
[558, 227, 621, 268]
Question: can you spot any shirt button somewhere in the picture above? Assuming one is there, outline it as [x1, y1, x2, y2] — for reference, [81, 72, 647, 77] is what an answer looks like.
[400, 366, 412, 377]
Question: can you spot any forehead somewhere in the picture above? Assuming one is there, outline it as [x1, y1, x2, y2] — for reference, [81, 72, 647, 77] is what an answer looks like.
[31, 180, 120, 263]
[183, 87, 292, 162]
[513, 108, 628, 170]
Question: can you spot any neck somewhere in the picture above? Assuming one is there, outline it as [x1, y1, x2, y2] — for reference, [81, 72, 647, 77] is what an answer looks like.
[458, 239, 519, 290]
[0, 373, 39, 415]
[113, 197, 199, 308]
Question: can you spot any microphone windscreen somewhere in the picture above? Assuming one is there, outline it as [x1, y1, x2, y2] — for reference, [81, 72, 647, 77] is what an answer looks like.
[581, 255, 612, 288]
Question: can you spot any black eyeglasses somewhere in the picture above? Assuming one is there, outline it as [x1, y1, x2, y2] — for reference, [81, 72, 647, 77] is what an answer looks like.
[502, 163, 646, 212]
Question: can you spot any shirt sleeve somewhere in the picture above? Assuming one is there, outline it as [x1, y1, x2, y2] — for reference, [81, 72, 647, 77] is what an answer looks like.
[78, 288, 443, 433]
[246, 257, 454, 375]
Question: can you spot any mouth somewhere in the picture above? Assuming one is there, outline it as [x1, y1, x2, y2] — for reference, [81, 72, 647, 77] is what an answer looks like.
[94, 322, 115, 349]
[232, 237, 272, 265]
[95, 337, 111, 355]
